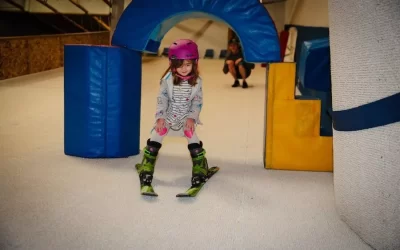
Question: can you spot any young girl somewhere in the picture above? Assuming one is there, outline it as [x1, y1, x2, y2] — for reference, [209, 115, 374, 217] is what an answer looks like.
[136, 39, 209, 196]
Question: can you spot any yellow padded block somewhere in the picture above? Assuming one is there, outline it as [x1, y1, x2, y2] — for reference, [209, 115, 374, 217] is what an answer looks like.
[273, 100, 321, 137]
[268, 62, 296, 101]
[269, 135, 333, 172]
[265, 63, 333, 172]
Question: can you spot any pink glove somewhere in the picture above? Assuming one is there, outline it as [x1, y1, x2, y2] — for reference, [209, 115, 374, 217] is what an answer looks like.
[158, 127, 168, 136]
[184, 129, 193, 138]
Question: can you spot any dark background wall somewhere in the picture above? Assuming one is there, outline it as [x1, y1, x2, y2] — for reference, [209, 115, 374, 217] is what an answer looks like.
[0, 11, 110, 37]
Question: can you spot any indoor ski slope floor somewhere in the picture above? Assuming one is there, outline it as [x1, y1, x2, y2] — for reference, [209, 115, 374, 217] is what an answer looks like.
[0, 58, 371, 250]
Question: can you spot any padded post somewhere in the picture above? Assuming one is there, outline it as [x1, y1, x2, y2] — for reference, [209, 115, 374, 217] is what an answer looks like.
[64, 45, 142, 158]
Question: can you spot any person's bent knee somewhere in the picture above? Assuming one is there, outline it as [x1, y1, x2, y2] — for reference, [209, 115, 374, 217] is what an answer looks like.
[226, 60, 234, 66]
[236, 60, 244, 66]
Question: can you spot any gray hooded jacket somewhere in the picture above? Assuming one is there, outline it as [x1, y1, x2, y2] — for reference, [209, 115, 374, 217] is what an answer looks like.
[155, 72, 203, 126]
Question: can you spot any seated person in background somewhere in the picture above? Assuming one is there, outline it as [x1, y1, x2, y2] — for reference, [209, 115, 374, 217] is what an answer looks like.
[223, 38, 254, 88]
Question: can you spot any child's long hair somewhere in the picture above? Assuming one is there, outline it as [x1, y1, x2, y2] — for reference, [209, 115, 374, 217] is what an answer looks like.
[162, 59, 199, 86]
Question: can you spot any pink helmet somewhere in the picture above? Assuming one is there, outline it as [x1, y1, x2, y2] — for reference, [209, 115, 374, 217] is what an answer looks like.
[168, 39, 199, 61]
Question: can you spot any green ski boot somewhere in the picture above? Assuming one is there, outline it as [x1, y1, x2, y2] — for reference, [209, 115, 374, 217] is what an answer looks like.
[135, 139, 161, 196]
[176, 142, 220, 197]
[189, 142, 209, 186]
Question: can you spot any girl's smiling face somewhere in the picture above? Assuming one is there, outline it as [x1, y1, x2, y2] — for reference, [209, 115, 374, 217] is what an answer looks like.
[175, 60, 193, 76]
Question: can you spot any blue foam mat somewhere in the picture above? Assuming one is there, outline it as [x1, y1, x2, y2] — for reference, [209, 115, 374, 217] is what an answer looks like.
[298, 37, 331, 92]
[64, 45, 142, 158]
[284, 25, 329, 65]
[111, 0, 280, 63]
[296, 83, 333, 136]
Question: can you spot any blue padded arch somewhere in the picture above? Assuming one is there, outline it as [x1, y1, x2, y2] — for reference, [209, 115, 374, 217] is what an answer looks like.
[111, 0, 280, 63]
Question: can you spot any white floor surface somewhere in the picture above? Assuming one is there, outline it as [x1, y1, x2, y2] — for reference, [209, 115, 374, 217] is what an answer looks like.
[0, 58, 371, 250]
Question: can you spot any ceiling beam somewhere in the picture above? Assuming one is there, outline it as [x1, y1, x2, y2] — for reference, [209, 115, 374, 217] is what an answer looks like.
[3, 0, 25, 11]
[68, 0, 110, 31]
[35, 0, 89, 32]
[4, 0, 66, 33]
[102, 0, 112, 8]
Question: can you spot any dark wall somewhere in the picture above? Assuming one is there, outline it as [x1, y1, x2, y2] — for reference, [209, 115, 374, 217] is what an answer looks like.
[0, 11, 110, 37]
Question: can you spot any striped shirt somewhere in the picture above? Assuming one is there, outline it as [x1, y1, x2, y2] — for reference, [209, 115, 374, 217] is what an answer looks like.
[166, 80, 192, 131]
